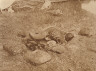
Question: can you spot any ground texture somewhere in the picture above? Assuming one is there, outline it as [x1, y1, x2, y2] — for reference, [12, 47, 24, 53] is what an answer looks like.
[0, 0, 96, 71]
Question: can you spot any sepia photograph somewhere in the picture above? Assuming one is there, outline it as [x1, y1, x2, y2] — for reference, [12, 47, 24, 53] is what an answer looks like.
[0, 0, 96, 71]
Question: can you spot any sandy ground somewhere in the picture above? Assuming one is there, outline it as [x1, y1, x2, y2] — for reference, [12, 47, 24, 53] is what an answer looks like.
[0, 0, 96, 71]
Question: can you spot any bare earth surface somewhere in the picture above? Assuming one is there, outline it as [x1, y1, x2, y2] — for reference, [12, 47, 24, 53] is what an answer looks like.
[0, 0, 96, 71]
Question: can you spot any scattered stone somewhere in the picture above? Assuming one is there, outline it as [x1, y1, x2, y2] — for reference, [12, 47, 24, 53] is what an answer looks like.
[29, 27, 66, 44]
[44, 27, 66, 43]
[45, 42, 65, 54]
[28, 40, 37, 45]
[65, 33, 74, 42]
[24, 50, 51, 65]
[51, 44, 66, 54]
[29, 31, 47, 40]
[47, 40, 56, 47]
[24, 38, 38, 51]
[22, 36, 33, 44]
[39, 40, 47, 48]
[78, 28, 91, 37]
[3, 44, 26, 55]
[45, 37, 51, 41]
[26, 27, 66, 52]
[25, 42, 37, 51]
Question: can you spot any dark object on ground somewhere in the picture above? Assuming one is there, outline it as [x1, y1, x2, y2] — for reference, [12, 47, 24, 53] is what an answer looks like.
[65, 33, 74, 42]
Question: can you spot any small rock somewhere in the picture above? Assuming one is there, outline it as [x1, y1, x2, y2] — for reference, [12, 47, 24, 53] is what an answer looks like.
[3, 44, 26, 55]
[45, 37, 51, 41]
[78, 28, 91, 37]
[22, 36, 33, 44]
[24, 50, 51, 65]
[39, 40, 47, 45]
[65, 33, 74, 42]
[8, 6, 14, 13]
[47, 40, 56, 47]
[39, 40, 47, 48]
[28, 41, 37, 45]
[25, 40, 38, 51]
[45, 43, 65, 54]
[25, 42, 37, 51]
[22, 36, 38, 51]
[51, 44, 65, 54]
[29, 31, 47, 40]
[44, 27, 66, 43]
